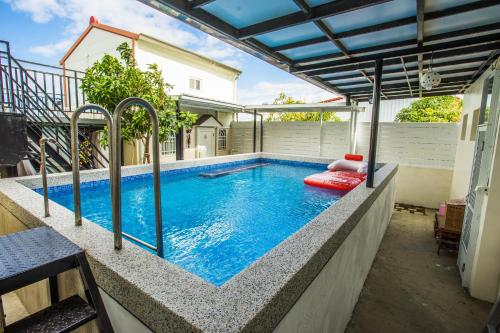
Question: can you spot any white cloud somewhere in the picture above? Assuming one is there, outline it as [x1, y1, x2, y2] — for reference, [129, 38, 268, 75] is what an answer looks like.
[4, 0, 201, 57]
[5, 0, 338, 105]
[196, 36, 238, 59]
[29, 39, 72, 57]
[4, 0, 64, 23]
[195, 35, 246, 69]
[6, 0, 245, 67]
[237, 80, 340, 105]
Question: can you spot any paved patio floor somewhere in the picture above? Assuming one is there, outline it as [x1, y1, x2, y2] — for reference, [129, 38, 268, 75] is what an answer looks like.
[346, 209, 491, 333]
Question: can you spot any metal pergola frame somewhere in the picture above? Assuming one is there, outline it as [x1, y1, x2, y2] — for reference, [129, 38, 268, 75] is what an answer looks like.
[174, 94, 365, 157]
[140, 0, 500, 187]
[139, 0, 500, 102]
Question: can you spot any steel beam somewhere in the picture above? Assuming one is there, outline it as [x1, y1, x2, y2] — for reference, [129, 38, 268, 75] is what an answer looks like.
[189, 0, 215, 9]
[459, 50, 500, 93]
[340, 78, 469, 94]
[293, 36, 500, 73]
[355, 90, 462, 101]
[238, 0, 390, 39]
[315, 55, 491, 78]
[272, 2, 500, 53]
[332, 67, 476, 87]
[401, 57, 413, 97]
[417, 0, 425, 97]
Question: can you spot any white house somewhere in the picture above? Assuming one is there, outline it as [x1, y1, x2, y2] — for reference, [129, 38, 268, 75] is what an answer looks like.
[60, 16, 241, 162]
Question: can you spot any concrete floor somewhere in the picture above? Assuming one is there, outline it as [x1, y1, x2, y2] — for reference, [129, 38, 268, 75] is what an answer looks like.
[346, 210, 491, 333]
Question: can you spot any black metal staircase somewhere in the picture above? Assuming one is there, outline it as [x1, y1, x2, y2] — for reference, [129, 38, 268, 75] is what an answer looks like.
[0, 40, 109, 173]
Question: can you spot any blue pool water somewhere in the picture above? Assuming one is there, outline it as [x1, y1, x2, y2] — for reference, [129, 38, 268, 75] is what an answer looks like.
[43, 159, 344, 286]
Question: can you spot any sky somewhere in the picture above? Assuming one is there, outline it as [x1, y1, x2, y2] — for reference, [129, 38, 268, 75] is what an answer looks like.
[0, 0, 339, 105]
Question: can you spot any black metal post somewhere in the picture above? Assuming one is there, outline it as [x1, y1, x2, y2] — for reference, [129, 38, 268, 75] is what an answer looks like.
[366, 59, 383, 188]
[253, 108, 257, 153]
[260, 114, 263, 152]
[5, 42, 16, 112]
[175, 101, 184, 160]
[0, 54, 4, 107]
[346, 94, 351, 106]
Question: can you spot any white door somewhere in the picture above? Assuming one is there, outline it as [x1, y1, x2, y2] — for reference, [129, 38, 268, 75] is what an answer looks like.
[196, 127, 216, 158]
[458, 70, 500, 286]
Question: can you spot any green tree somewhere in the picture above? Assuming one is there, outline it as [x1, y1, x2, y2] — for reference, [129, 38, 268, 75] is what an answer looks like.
[81, 42, 197, 163]
[395, 96, 462, 122]
[267, 92, 341, 122]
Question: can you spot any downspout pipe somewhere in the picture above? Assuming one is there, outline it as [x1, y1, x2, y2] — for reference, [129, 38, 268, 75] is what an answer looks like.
[175, 100, 184, 160]
[253, 109, 257, 153]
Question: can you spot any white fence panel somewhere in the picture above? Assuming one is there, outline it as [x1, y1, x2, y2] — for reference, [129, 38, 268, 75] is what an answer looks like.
[230, 121, 261, 154]
[356, 122, 459, 169]
[230, 121, 459, 169]
[263, 122, 320, 156]
[230, 122, 350, 157]
[320, 122, 350, 159]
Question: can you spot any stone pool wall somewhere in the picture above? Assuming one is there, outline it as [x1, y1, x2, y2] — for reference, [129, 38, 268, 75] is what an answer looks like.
[0, 153, 397, 332]
[274, 176, 396, 332]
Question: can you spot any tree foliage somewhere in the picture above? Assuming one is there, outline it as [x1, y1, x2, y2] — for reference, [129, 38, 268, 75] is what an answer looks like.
[267, 92, 341, 122]
[394, 96, 462, 123]
[81, 42, 197, 163]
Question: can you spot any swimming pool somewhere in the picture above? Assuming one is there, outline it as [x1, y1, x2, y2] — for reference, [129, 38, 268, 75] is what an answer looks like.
[41, 159, 344, 286]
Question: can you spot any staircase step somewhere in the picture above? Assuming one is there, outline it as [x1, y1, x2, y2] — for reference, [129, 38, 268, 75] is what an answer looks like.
[4, 295, 97, 333]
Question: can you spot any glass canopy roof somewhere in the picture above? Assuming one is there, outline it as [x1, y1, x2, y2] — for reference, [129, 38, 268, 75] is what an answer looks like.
[140, 0, 500, 102]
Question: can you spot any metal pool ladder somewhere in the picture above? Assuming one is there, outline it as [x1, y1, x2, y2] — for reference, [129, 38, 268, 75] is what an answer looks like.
[113, 98, 164, 257]
[70, 99, 163, 258]
[71, 104, 114, 226]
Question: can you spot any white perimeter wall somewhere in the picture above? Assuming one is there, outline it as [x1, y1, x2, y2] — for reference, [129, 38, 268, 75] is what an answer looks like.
[231, 121, 458, 207]
[274, 177, 396, 333]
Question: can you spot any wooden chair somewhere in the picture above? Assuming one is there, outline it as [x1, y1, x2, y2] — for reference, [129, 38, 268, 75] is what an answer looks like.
[435, 201, 465, 255]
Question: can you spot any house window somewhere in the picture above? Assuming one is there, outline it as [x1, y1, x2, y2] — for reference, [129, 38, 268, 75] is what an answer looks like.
[161, 135, 176, 156]
[189, 77, 201, 91]
[460, 114, 468, 141]
[218, 128, 228, 151]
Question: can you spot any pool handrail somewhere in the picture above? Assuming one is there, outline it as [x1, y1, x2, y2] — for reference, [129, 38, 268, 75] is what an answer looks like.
[112, 97, 163, 258]
[39, 137, 65, 218]
[70, 104, 114, 227]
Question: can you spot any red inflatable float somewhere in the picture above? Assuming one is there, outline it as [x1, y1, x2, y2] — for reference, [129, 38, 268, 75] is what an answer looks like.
[304, 171, 366, 191]
[304, 154, 367, 191]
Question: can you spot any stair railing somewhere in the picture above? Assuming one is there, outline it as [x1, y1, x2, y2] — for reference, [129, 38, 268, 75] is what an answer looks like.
[112, 97, 163, 257]
[39, 137, 66, 217]
[0, 40, 109, 170]
[71, 105, 114, 226]
[11, 60, 106, 168]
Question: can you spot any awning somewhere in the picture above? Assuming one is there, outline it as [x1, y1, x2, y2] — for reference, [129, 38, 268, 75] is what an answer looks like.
[139, 0, 500, 102]
[174, 94, 243, 113]
[174, 94, 363, 113]
[243, 102, 364, 113]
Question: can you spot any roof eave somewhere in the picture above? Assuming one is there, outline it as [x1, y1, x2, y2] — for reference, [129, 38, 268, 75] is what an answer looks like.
[59, 22, 139, 65]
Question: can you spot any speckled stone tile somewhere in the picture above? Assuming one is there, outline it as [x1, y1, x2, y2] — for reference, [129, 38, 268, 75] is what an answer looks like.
[0, 153, 397, 333]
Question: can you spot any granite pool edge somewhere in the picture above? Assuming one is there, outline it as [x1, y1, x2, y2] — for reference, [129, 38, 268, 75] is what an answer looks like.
[232, 162, 398, 332]
[0, 153, 397, 332]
